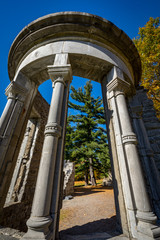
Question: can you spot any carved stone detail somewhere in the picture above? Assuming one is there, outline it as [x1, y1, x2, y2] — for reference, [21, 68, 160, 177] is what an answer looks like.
[107, 77, 131, 94]
[27, 216, 52, 231]
[5, 81, 28, 102]
[45, 123, 62, 137]
[122, 133, 138, 145]
[47, 65, 72, 84]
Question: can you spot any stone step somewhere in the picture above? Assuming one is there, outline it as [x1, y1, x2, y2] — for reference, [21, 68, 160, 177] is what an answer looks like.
[0, 228, 130, 240]
[60, 232, 129, 240]
[0, 227, 23, 240]
[0, 235, 19, 240]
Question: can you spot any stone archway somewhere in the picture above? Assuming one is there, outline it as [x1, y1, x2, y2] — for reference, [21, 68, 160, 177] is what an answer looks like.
[0, 12, 160, 240]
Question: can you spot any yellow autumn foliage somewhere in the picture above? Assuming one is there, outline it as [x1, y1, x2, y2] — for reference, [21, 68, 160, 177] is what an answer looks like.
[134, 17, 160, 119]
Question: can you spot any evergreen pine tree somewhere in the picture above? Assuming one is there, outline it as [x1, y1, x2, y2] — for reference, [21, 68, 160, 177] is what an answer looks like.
[65, 80, 110, 185]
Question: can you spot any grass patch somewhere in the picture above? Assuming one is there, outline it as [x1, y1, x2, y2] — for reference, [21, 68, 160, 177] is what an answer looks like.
[60, 209, 71, 221]
[74, 181, 85, 187]
[74, 179, 103, 187]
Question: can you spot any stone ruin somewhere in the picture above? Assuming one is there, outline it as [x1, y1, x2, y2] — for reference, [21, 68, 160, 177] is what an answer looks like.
[63, 161, 75, 198]
[0, 92, 49, 232]
[0, 12, 160, 240]
[102, 171, 113, 187]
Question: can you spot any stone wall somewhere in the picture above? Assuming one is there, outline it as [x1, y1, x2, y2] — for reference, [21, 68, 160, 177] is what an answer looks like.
[128, 87, 160, 220]
[140, 91, 160, 173]
[0, 92, 49, 231]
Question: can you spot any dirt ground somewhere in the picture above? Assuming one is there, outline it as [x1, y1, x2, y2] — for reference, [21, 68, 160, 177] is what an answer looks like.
[0, 185, 119, 240]
[59, 185, 117, 236]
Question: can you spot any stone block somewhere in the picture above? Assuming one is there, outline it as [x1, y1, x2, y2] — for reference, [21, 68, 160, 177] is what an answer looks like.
[63, 160, 75, 197]
[102, 171, 113, 187]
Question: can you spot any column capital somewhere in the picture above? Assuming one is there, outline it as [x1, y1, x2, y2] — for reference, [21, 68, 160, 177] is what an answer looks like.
[106, 66, 131, 96]
[47, 64, 72, 85]
[107, 77, 131, 95]
[5, 81, 28, 102]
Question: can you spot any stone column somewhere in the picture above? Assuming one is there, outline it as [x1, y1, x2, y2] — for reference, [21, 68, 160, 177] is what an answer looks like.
[0, 88, 16, 138]
[107, 66, 160, 240]
[106, 75, 137, 237]
[101, 77, 130, 236]
[0, 81, 28, 166]
[50, 74, 72, 240]
[23, 54, 72, 240]
[130, 100, 160, 220]
[0, 73, 37, 210]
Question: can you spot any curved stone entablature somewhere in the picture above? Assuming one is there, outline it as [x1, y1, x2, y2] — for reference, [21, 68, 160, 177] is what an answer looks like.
[8, 12, 141, 86]
[16, 41, 133, 85]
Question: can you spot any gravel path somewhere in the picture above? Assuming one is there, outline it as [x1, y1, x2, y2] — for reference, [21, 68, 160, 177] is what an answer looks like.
[59, 186, 117, 237]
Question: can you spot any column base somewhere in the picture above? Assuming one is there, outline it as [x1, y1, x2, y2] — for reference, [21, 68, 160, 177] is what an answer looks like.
[22, 229, 53, 240]
[137, 221, 160, 240]
[22, 216, 52, 240]
[136, 211, 160, 239]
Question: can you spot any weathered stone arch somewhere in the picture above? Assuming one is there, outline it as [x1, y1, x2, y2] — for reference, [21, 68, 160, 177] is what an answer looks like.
[14, 40, 133, 83]
[0, 12, 160, 240]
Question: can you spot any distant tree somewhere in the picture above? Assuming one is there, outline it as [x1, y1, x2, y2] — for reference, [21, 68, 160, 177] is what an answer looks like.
[134, 17, 160, 119]
[64, 80, 110, 186]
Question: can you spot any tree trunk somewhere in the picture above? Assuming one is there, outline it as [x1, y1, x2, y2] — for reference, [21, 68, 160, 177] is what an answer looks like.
[89, 157, 96, 186]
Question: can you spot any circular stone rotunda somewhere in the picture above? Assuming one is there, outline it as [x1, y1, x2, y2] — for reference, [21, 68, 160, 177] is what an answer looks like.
[0, 12, 160, 240]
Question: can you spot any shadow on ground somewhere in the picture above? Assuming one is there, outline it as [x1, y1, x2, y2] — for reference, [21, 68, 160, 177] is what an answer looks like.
[74, 186, 113, 197]
[59, 215, 117, 237]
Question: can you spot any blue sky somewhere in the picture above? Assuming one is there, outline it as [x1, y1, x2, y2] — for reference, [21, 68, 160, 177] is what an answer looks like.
[0, 0, 160, 116]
